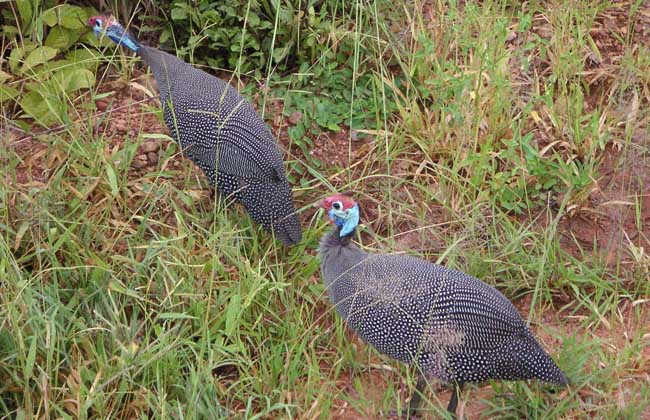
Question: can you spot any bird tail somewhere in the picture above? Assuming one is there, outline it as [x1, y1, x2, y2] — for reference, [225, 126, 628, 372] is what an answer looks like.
[518, 337, 569, 386]
[237, 179, 302, 246]
[272, 212, 302, 246]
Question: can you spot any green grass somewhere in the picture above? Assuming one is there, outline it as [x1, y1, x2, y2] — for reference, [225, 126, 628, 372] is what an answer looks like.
[2, 0, 650, 418]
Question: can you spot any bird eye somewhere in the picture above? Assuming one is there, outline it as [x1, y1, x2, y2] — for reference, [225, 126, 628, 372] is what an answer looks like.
[332, 201, 342, 211]
[95, 19, 102, 28]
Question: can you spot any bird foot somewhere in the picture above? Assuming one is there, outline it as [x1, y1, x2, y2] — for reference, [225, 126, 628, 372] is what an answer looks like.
[385, 408, 421, 420]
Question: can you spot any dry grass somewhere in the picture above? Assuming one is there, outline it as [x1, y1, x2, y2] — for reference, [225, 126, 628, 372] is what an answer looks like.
[1, 0, 650, 419]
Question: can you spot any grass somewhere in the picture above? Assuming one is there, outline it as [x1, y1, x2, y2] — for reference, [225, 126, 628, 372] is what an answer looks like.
[1, 0, 650, 418]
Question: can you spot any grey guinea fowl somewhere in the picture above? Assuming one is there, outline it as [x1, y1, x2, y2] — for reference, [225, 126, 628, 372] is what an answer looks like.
[87, 15, 302, 246]
[318, 193, 568, 417]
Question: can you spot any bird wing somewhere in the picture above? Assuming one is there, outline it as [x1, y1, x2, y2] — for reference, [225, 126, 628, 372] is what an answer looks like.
[144, 49, 287, 183]
[188, 135, 283, 182]
[162, 94, 286, 183]
[341, 255, 527, 353]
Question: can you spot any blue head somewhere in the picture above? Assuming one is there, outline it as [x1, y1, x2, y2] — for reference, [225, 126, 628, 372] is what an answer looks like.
[320, 193, 360, 237]
[88, 15, 140, 52]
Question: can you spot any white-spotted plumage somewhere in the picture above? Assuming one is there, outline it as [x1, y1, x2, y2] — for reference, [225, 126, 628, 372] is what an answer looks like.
[140, 47, 301, 245]
[96, 21, 302, 245]
[319, 226, 568, 410]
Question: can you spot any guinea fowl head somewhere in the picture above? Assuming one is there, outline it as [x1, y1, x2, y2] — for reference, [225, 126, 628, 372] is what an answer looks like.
[88, 15, 140, 51]
[319, 193, 359, 237]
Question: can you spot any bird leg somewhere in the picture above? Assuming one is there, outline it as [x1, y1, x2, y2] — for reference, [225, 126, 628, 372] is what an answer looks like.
[406, 374, 428, 417]
[446, 382, 464, 416]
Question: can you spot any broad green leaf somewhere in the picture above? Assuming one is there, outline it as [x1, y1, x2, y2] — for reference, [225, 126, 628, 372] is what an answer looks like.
[42, 8, 58, 27]
[159, 29, 171, 44]
[21, 46, 59, 73]
[16, 0, 33, 28]
[18, 91, 46, 119]
[272, 45, 291, 63]
[45, 25, 81, 50]
[0, 85, 20, 102]
[59, 5, 88, 29]
[19, 91, 63, 126]
[1, 25, 21, 39]
[53, 68, 95, 92]
[9, 46, 25, 73]
[65, 48, 101, 70]
[80, 30, 111, 48]
[46, 68, 95, 93]
[171, 7, 188, 20]
[0, 329, 15, 354]
[248, 13, 260, 26]
[0, 71, 12, 84]
[83, 7, 100, 17]
[42, 5, 88, 29]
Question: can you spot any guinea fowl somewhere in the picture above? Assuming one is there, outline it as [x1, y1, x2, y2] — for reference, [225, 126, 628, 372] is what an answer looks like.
[318, 193, 568, 417]
[88, 15, 302, 246]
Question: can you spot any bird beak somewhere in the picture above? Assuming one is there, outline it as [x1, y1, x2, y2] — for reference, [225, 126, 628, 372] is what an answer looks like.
[314, 200, 335, 224]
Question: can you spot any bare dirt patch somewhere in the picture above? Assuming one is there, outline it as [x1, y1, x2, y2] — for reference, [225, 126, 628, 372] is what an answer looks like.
[2, 128, 50, 185]
[92, 72, 178, 174]
[554, 138, 650, 266]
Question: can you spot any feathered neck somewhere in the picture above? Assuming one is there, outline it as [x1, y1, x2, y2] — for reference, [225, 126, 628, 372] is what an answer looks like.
[104, 20, 141, 52]
[318, 225, 367, 293]
[318, 226, 356, 255]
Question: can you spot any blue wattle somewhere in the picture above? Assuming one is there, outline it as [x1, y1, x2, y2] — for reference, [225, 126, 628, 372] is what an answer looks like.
[328, 205, 359, 237]
[339, 204, 359, 237]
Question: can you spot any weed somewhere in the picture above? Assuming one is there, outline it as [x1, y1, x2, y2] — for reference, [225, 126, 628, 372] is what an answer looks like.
[1, 0, 649, 418]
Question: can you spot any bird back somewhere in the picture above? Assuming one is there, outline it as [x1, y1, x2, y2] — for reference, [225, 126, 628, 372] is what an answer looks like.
[320, 245, 566, 385]
[137, 47, 302, 244]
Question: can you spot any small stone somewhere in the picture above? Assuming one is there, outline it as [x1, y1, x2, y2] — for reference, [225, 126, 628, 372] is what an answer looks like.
[147, 152, 158, 163]
[288, 111, 302, 125]
[114, 119, 127, 132]
[96, 99, 109, 111]
[132, 155, 148, 168]
[586, 52, 600, 65]
[506, 31, 517, 42]
[141, 141, 160, 153]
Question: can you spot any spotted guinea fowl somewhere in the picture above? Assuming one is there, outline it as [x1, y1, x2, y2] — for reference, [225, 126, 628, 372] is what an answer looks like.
[318, 193, 568, 417]
[87, 15, 301, 246]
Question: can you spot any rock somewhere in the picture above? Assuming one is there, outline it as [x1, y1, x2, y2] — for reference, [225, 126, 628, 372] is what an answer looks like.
[141, 141, 160, 153]
[147, 152, 158, 163]
[132, 155, 149, 169]
[288, 111, 302, 125]
[96, 99, 109, 111]
[586, 52, 601, 65]
[506, 31, 517, 42]
[114, 119, 127, 133]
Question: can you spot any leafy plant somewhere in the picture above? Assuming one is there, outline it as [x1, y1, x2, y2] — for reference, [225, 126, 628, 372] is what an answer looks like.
[273, 59, 380, 166]
[160, 0, 352, 74]
[1, 2, 101, 126]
